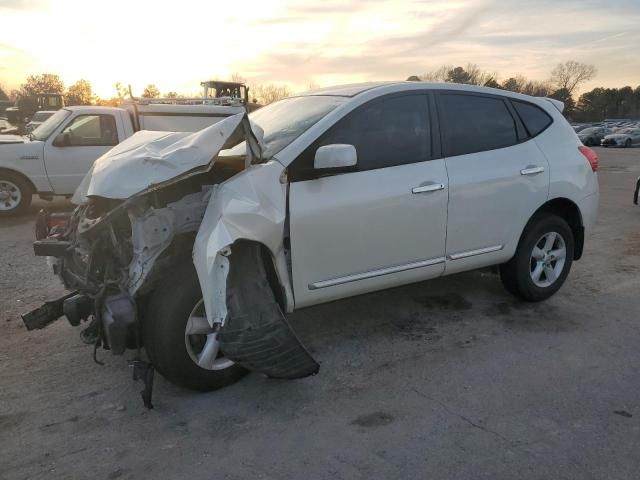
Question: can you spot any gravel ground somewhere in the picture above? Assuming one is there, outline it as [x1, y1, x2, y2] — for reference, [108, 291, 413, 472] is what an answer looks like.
[1, 147, 639, 480]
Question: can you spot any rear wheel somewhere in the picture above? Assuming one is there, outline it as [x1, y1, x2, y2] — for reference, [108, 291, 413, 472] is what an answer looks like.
[625, 139, 632, 148]
[143, 262, 248, 391]
[0, 172, 33, 216]
[500, 214, 574, 302]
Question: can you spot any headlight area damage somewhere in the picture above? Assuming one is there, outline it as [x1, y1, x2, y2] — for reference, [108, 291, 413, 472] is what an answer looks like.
[22, 113, 318, 408]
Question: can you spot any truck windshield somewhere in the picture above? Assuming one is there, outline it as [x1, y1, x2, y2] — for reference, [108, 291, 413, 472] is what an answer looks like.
[221, 95, 348, 160]
[31, 109, 71, 141]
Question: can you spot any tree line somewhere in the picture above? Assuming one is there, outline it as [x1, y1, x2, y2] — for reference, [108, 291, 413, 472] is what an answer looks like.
[0, 74, 295, 109]
[409, 61, 639, 121]
[2, 62, 638, 122]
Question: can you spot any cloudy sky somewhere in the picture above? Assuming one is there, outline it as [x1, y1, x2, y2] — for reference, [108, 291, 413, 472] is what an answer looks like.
[1, 0, 638, 98]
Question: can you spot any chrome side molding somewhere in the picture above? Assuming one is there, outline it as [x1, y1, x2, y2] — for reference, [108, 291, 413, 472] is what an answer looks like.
[309, 257, 446, 290]
[448, 245, 504, 260]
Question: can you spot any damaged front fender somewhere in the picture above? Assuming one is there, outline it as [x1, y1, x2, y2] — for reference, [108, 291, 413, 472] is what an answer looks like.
[193, 160, 319, 378]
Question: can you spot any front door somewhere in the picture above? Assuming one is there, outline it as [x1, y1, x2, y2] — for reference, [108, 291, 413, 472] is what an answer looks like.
[288, 93, 449, 308]
[45, 114, 119, 194]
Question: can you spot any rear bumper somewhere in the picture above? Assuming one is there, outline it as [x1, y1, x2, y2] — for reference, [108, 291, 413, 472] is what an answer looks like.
[578, 191, 599, 231]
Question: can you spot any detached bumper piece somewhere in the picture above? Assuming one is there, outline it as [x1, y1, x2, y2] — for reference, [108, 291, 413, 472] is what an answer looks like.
[634, 177, 640, 205]
[22, 292, 78, 330]
[220, 242, 319, 379]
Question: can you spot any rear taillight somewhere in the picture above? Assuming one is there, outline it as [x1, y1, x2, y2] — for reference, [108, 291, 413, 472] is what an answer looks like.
[578, 146, 598, 172]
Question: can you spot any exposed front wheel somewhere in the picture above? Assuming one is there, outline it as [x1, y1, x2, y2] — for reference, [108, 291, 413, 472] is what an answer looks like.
[143, 262, 248, 391]
[0, 172, 33, 216]
[500, 214, 574, 302]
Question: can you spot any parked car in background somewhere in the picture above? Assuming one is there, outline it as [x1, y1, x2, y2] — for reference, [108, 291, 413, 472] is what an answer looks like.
[578, 127, 611, 146]
[25, 110, 56, 133]
[601, 127, 640, 148]
[24, 82, 599, 403]
[572, 124, 589, 133]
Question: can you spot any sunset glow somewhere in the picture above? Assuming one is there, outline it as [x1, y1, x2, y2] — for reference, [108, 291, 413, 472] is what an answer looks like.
[1, 0, 639, 98]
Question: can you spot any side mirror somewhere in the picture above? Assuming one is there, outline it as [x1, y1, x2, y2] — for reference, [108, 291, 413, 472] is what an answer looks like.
[53, 133, 70, 147]
[314, 144, 357, 171]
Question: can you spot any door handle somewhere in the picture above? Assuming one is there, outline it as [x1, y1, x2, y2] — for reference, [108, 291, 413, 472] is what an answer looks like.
[412, 183, 445, 194]
[520, 166, 545, 176]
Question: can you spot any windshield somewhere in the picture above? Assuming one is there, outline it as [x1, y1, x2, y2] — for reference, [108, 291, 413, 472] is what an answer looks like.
[31, 109, 71, 141]
[222, 95, 348, 159]
[31, 111, 53, 122]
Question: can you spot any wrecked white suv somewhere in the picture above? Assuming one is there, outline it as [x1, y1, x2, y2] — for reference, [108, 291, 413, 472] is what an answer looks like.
[24, 82, 599, 405]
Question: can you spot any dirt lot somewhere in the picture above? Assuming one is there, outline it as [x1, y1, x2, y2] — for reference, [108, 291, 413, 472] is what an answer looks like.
[1, 147, 639, 480]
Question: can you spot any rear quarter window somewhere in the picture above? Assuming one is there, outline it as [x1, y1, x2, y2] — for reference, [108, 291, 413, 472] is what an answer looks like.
[511, 100, 553, 137]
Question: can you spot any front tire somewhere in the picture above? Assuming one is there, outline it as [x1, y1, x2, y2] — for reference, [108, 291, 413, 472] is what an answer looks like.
[500, 214, 574, 302]
[0, 171, 33, 216]
[143, 262, 248, 391]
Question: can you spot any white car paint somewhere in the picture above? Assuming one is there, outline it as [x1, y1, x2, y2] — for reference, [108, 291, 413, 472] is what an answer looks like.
[75, 81, 599, 329]
[193, 82, 598, 324]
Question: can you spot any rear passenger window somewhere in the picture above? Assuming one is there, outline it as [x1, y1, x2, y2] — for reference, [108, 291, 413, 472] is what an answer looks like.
[439, 94, 517, 157]
[512, 100, 553, 137]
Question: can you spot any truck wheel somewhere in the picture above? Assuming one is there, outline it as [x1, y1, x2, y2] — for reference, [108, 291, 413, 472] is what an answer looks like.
[0, 171, 33, 216]
[500, 214, 574, 302]
[143, 262, 248, 391]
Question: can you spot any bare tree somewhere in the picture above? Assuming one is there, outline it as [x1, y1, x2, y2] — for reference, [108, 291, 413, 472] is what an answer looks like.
[251, 83, 292, 105]
[231, 72, 248, 84]
[551, 61, 596, 96]
[419, 65, 451, 82]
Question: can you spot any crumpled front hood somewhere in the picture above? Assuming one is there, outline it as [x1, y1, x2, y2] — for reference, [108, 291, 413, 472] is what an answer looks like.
[81, 112, 262, 200]
[0, 135, 27, 144]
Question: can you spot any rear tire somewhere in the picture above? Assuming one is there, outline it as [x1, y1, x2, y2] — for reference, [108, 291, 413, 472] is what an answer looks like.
[625, 139, 632, 148]
[500, 214, 574, 302]
[143, 262, 248, 391]
[0, 171, 33, 216]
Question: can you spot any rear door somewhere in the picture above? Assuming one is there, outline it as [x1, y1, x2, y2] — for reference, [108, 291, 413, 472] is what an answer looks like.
[45, 114, 119, 194]
[437, 92, 550, 274]
[288, 92, 449, 308]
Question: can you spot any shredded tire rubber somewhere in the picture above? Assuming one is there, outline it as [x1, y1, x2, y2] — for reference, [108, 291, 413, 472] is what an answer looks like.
[219, 242, 319, 379]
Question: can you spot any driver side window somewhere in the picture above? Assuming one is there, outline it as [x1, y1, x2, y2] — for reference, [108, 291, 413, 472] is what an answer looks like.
[290, 93, 431, 181]
[60, 115, 118, 146]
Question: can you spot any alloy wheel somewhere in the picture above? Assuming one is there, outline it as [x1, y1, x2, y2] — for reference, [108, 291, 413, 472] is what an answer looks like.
[529, 231, 567, 288]
[184, 299, 234, 371]
[0, 180, 22, 211]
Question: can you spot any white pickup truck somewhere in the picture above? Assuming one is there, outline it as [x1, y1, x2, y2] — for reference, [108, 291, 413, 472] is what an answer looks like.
[0, 102, 245, 215]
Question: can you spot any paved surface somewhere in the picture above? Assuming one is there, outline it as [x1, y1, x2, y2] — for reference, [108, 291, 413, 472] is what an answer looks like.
[1, 148, 639, 480]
